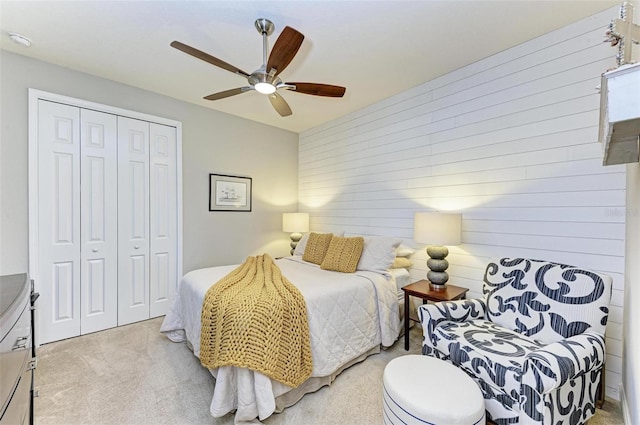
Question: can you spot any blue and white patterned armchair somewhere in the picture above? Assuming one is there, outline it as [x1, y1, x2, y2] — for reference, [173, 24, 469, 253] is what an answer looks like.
[418, 258, 612, 425]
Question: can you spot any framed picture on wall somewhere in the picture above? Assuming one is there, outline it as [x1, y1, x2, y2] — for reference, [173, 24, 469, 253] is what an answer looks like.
[209, 174, 252, 212]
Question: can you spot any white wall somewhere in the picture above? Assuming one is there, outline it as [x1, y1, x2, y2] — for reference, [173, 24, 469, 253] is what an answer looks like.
[0, 50, 299, 275]
[623, 163, 640, 424]
[299, 7, 625, 400]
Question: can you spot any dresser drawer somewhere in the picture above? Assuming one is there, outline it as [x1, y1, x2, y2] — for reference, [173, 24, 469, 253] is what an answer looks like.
[0, 296, 31, 416]
[0, 368, 31, 425]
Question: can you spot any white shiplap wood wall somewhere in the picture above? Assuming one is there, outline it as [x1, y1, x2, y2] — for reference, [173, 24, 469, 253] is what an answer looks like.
[298, 8, 624, 400]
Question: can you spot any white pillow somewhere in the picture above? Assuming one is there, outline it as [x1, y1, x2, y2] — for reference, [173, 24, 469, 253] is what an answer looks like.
[294, 231, 343, 256]
[356, 236, 402, 272]
[293, 232, 311, 256]
[396, 245, 415, 257]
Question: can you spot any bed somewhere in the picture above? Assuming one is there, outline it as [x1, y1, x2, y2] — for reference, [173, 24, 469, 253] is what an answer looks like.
[160, 252, 404, 423]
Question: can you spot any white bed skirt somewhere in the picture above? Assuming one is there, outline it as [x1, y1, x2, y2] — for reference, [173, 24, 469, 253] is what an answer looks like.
[273, 345, 381, 412]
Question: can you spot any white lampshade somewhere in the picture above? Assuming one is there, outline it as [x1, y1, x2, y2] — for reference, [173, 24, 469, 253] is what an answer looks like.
[282, 213, 309, 233]
[414, 212, 461, 246]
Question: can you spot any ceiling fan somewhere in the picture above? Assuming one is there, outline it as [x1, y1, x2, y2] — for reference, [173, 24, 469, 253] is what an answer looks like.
[170, 18, 346, 117]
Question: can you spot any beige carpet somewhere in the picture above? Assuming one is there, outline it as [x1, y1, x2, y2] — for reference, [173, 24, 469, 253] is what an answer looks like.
[35, 317, 624, 425]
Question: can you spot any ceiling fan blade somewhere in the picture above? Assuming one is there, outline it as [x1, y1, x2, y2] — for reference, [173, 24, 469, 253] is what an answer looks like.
[287, 82, 346, 97]
[268, 92, 292, 117]
[170, 41, 250, 78]
[203, 87, 253, 101]
[266, 26, 304, 77]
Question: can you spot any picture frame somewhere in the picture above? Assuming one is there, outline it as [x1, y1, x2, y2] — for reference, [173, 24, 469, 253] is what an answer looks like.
[209, 174, 252, 212]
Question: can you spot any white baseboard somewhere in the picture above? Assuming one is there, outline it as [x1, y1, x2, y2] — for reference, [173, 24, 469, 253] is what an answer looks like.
[619, 383, 632, 425]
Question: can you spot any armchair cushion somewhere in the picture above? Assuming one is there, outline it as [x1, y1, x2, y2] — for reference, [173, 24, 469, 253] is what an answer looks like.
[431, 319, 544, 404]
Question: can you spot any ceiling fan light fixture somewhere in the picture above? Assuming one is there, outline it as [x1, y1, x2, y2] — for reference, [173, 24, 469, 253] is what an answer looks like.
[255, 82, 276, 94]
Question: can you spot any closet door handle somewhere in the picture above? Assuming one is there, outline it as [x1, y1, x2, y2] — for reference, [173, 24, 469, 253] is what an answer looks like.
[134, 245, 140, 249]
[92, 248, 99, 253]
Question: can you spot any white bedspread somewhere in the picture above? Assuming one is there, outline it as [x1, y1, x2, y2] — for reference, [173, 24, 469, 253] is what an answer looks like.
[160, 256, 400, 423]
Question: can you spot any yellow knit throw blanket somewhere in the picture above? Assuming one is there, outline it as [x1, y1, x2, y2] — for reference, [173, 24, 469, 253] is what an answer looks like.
[199, 254, 313, 388]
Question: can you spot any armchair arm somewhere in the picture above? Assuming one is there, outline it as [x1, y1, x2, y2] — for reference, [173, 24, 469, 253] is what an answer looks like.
[418, 299, 486, 356]
[522, 331, 606, 394]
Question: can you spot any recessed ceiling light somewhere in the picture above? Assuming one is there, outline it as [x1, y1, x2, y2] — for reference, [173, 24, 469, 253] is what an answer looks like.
[8, 32, 32, 48]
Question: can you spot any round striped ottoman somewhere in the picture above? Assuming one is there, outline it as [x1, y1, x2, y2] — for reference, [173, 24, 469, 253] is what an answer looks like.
[383, 355, 485, 425]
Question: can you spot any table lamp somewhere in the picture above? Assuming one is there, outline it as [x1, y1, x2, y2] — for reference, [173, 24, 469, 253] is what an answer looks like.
[413, 212, 461, 289]
[282, 212, 309, 255]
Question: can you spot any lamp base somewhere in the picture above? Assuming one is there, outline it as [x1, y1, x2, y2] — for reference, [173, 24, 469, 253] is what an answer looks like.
[427, 271, 449, 288]
[427, 279, 447, 291]
[289, 232, 302, 255]
[426, 245, 450, 287]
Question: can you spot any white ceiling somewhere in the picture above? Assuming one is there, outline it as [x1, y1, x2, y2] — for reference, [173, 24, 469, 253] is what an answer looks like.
[0, 1, 620, 133]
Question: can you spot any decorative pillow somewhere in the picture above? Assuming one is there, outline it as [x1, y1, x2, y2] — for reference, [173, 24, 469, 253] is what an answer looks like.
[357, 236, 402, 273]
[392, 257, 412, 269]
[396, 245, 415, 257]
[321, 236, 365, 273]
[294, 231, 344, 256]
[302, 232, 334, 265]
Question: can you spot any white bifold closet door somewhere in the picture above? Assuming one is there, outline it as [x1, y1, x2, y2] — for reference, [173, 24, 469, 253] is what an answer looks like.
[80, 109, 118, 334]
[149, 123, 178, 319]
[117, 117, 178, 326]
[117, 117, 150, 326]
[36, 99, 178, 344]
[37, 101, 118, 342]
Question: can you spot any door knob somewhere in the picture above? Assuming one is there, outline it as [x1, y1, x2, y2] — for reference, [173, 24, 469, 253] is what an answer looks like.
[134, 245, 140, 249]
[92, 248, 99, 252]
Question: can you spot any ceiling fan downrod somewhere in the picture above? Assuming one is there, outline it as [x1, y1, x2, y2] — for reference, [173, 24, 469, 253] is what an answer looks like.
[255, 18, 274, 67]
[252, 18, 278, 93]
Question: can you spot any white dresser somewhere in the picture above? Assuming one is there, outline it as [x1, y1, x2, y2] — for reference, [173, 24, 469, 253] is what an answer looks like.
[0, 274, 35, 425]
